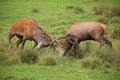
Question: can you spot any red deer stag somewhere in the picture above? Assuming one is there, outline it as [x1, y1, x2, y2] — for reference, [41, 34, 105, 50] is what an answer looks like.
[9, 19, 52, 49]
[50, 22, 112, 57]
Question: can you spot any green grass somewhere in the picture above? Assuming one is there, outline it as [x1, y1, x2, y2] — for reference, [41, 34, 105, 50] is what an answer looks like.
[0, 0, 120, 80]
[0, 64, 120, 80]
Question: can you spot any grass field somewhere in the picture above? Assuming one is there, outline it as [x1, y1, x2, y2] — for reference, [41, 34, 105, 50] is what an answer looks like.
[0, 64, 120, 80]
[0, 0, 120, 80]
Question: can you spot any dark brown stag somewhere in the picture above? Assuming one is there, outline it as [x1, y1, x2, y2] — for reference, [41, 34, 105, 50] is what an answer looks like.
[9, 19, 52, 49]
[50, 22, 112, 57]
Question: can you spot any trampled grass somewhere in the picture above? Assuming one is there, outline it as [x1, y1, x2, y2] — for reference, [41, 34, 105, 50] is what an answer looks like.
[0, 0, 120, 80]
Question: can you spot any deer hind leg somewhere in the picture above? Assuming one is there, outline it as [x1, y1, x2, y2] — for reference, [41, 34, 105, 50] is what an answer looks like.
[15, 35, 23, 48]
[102, 37, 112, 48]
[16, 37, 23, 48]
[99, 39, 105, 49]
[21, 36, 27, 49]
[95, 35, 112, 49]
[8, 34, 15, 49]
[99, 38, 106, 49]
[94, 34, 106, 49]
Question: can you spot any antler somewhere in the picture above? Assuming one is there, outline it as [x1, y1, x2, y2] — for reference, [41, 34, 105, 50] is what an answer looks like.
[50, 39, 56, 49]
[50, 32, 80, 49]
[64, 32, 80, 44]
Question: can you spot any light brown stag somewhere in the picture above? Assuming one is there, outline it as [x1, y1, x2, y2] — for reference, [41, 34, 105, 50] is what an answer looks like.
[50, 22, 112, 57]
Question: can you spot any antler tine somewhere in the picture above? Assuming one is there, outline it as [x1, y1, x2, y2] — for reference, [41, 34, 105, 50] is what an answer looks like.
[58, 34, 76, 44]
[57, 36, 65, 40]
[64, 32, 71, 36]
[66, 37, 75, 44]
[57, 32, 72, 40]
[65, 31, 80, 38]
[50, 39, 56, 48]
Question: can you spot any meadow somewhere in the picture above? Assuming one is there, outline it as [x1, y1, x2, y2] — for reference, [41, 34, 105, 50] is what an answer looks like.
[0, 0, 120, 80]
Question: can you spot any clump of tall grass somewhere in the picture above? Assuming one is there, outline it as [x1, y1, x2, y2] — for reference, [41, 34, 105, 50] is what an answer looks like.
[39, 54, 58, 66]
[19, 49, 39, 64]
[66, 6, 74, 10]
[84, 41, 91, 53]
[107, 45, 120, 66]
[5, 55, 21, 65]
[94, 47, 110, 61]
[81, 56, 103, 69]
[77, 41, 91, 58]
[81, 56, 111, 69]
[0, 53, 8, 65]
[73, 6, 84, 14]
[32, 8, 40, 13]
[0, 76, 14, 80]
[93, 46, 120, 67]
[0, 53, 7, 61]
[81, 47, 112, 69]
[103, 5, 120, 18]
[38, 51, 69, 66]
[0, 49, 22, 65]
[0, 40, 9, 53]
[92, 3, 105, 15]
[92, 2, 120, 17]
[109, 17, 120, 23]
[96, 16, 108, 24]
[66, 6, 84, 14]
[112, 24, 120, 39]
